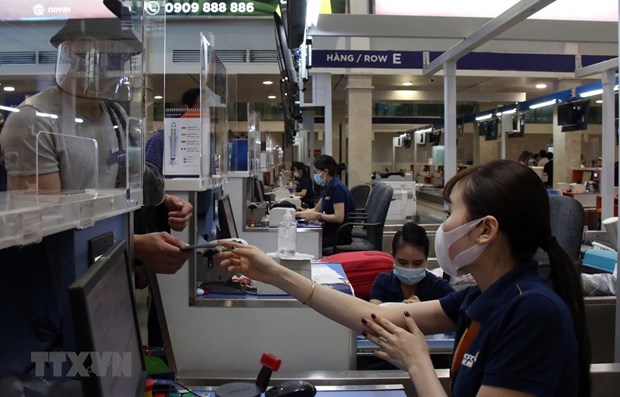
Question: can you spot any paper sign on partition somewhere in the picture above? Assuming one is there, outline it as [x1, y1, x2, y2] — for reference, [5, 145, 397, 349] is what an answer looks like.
[163, 108, 202, 177]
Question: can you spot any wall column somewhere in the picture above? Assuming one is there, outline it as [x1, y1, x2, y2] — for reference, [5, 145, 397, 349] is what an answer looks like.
[346, 75, 373, 187]
[552, 81, 581, 188]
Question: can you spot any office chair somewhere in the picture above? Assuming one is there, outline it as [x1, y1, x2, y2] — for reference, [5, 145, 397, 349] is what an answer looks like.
[535, 194, 584, 266]
[323, 183, 393, 255]
[350, 183, 372, 212]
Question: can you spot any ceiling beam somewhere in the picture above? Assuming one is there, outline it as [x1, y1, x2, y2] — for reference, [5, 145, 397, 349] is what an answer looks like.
[575, 57, 618, 78]
[423, 0, 556, 76]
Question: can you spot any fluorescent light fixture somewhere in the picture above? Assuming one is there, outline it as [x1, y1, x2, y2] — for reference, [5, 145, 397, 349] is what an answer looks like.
[402, 81, 413, 86]
[153, 95, 163, 100]
[262, 80, 273, 85]
[535, 83, 547, 89]
[417, 127, 433, 133]
[475, 113, 493, 121]
[306, 0, 320, 27]
[3, 86, 15, 92]
[75, 118, 84, 123]
[595, 100, 603, 104]
[579, 88, 603, 98]
[35, 111, 58, 119]
[499, 108, 517, 116]
[0, 105, 19, 112]
[529, 99, 557, 109]
[267, 95, 276, 99]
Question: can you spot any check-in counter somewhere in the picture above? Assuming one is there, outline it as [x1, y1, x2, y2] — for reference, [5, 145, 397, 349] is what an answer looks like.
[0, 189, 137, 374]
[155, 262, 356, 376]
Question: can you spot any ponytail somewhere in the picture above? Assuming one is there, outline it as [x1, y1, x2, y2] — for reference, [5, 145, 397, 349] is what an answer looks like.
[544, 238, 591, 397]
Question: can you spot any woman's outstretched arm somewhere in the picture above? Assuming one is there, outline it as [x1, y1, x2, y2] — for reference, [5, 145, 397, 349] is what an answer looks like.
[215, 242, 455, 334]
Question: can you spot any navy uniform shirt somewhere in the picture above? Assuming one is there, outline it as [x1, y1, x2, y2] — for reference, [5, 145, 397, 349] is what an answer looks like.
[296, 175, 315, 205]
[370, 270, 454, 302]
[320, 177, 355, 245]
[439, 262, 580, 396]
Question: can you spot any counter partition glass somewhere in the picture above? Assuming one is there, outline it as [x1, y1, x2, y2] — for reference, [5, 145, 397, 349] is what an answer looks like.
[161, 33, 229, 191]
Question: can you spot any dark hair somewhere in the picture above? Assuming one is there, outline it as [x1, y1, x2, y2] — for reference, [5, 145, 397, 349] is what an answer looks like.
[181, 88, 200, 108]
[546, 152, 554, 160]
[392, 222, 429, 258]
[517, 150, 531, 164]
[443, 160, 590, 396]
[291, 161, 309, 176]
[313, 155, 339, 177]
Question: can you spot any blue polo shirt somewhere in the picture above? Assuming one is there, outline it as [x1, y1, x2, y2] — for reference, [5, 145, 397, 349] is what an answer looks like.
[296, 175, 315, 204]
[370, 270, 454, 302]
[145, 129, 164, 173]
[439, 262, 580, 396]
[320, 177, 355, 245]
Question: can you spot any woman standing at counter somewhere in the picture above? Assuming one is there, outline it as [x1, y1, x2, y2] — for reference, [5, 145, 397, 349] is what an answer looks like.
[217, 160, 590, 397]
[296, 155, 355, 250]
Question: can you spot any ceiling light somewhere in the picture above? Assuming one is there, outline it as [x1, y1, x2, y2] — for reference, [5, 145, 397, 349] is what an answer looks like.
[529, 99, 557, 109]
[596, 100, 603, 104]
[3, 86, 15, 92]
[262, 80, 274, 85]
[75, 118, 84, 123]
[154, 95, 163, 100]
[35, 111, 58, 119]
[475, 114, 493, 121]
[402, 81, 413, 86]
[500, 108, 517, 115]
[0, 105, 19, 112]
[417, 127, 433, 133]
[535, 83, 547, 89]
[579, 88, 603, 98]
[267, 95, 276, 99]
[306, 0, 320, 27]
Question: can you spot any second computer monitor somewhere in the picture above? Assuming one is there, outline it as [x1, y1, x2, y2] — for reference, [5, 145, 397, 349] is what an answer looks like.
[217, 194, 239, 239]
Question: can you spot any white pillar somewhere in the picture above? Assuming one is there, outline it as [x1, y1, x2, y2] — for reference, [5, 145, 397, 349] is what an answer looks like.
[600, 69, 616, 222]
[443, 60, 458, 182]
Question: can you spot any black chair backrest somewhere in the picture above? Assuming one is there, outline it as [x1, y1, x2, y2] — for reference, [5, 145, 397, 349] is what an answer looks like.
[350, 184, 372, 211]
[535, 194, 584, 265]
[364, 182, 393, 250]
[549, 195, 584, 259]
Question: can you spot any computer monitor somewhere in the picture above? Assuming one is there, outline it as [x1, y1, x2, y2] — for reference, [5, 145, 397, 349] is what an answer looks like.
[254, 177, 265, 203]
[69, 240, 146, 397]
[217, 195, 239, 239]
[558, 99, 591, 132]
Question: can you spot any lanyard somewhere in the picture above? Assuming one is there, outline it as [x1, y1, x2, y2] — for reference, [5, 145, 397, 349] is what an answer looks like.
[450, 319, 481, 384]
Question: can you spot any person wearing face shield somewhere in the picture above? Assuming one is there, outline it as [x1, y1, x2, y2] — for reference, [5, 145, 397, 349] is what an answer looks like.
[215, 160, 591, 397]
[370, 222, 453, 305]
[0, 17, 192, 275]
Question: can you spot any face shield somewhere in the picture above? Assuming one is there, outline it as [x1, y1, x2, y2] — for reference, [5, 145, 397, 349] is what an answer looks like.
[55, 38, 137, 102]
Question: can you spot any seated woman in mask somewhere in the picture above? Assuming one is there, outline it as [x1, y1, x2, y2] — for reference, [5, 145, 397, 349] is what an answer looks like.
[370, 222, 453, 304]
[290, 161, 315, 208]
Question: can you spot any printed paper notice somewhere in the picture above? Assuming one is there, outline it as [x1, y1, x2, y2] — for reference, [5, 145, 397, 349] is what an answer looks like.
[163, 108, 201, 176]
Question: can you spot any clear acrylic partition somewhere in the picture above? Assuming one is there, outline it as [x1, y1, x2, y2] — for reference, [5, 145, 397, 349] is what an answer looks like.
[201, 32, 229, 188]
[247, 103, 262, 176]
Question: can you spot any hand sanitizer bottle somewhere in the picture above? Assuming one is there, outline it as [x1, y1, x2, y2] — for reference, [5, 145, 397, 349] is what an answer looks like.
[277, 210, 297, 257]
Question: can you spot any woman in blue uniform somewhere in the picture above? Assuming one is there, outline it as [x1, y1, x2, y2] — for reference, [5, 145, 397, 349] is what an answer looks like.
[290, 161, 315, 208]
[217, 160, 590, 397]
[296, 155, 355, 250]
[370, 222, 453, 304]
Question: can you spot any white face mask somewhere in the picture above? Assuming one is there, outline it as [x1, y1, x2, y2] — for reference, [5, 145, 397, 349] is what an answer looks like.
[434, 217, 487, 277]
